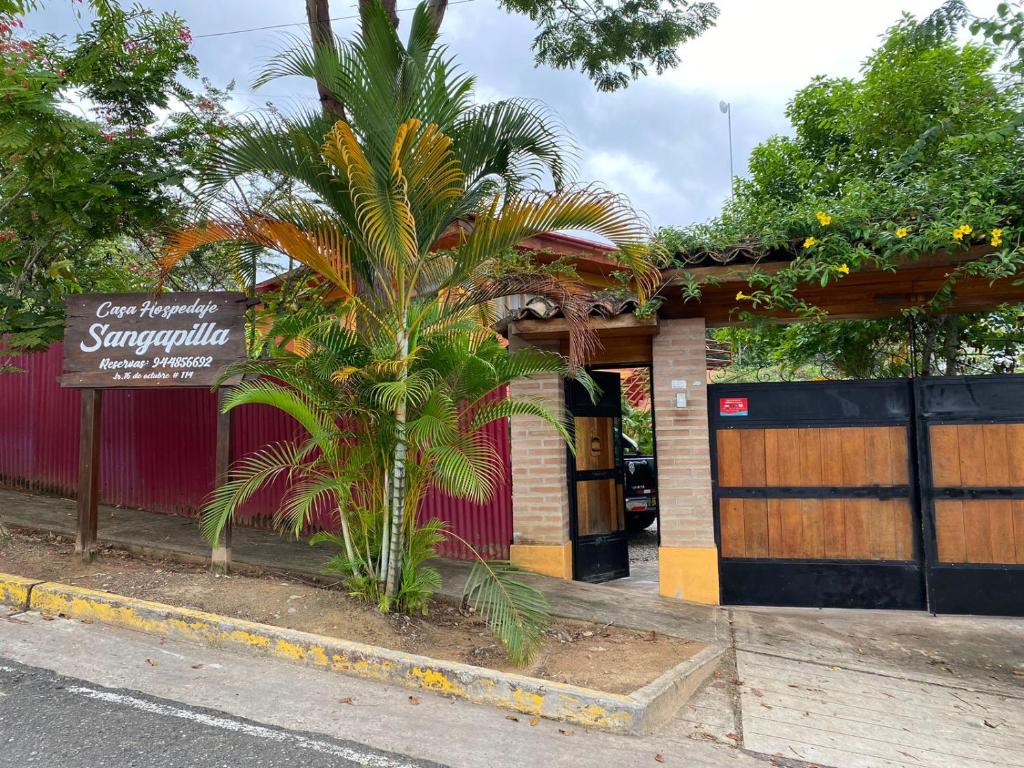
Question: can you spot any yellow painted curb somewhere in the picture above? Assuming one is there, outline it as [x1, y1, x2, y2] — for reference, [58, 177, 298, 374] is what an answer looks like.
[27, 580, 723, 734]
[0, 572, 41, 611]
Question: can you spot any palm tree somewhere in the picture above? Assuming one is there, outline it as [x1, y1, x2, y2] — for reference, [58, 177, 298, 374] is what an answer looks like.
[161, 1, 655, 659]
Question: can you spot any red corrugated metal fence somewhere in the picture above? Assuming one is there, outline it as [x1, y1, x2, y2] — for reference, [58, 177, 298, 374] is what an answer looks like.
[0, 343, 512, 559]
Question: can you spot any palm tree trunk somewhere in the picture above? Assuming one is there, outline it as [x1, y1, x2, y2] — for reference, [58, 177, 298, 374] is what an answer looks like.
[337, 502, 359, 575]
[305, 0, 346, 120]
[426, 0, 448, 30]
[384, 330, 409, 603]
[379, 462, 391, 587]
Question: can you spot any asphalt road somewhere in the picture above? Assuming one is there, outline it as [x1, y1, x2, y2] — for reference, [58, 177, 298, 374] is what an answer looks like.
[0, 608, 754, 768]
[0, 660, 440, 768]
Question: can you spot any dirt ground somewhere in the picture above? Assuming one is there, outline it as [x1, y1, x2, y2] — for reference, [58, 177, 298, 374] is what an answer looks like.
[0, 530, 702, 694]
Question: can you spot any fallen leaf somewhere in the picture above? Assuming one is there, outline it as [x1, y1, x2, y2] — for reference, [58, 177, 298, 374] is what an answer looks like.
[145, 658, 157, 667]
[505, 715, 519, 722]
[529, 717, 540, 727]
[338, 697, 355, 705]
[558, 728, 574, 736]
[655, 754, 665, 763]
[408, 696, 420, 705]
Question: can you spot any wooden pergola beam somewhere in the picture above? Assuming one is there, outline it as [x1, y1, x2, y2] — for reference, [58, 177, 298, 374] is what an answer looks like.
[509, 313, 659, 341]
[660, 247, 1023, 326]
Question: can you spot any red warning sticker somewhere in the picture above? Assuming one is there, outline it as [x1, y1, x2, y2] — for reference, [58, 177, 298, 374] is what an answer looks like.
[719, 397, 748, 417]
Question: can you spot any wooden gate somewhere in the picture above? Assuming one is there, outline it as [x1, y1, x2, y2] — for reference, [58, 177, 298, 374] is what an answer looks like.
[917, 376, 1024, 616]
[710, 377, 1024, 614]
[709, 380, 925, 610]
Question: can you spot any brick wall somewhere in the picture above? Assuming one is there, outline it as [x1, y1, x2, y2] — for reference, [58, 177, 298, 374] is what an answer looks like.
[652, 317, 716, 549]
[508, 340, 570, 546]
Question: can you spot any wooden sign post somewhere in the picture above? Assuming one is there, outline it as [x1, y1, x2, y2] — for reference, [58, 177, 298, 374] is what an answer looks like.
[61, 292, 247, 566]
[212, 386, 234, 572]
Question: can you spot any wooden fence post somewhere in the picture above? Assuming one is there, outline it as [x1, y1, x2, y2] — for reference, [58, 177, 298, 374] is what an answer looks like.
[211, 387, 233, 573]
[75, 388, 102, 563]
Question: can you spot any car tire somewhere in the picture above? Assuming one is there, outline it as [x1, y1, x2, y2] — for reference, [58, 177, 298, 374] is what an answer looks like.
[627, 511, 657, 534]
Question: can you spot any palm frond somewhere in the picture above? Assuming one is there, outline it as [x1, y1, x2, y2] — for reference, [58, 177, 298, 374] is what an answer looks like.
[468, 397, 571, 444]
[463, 560, 550, 666]
[454, 98, 578, 191]
[322, 119, 418, 276]
[426, 432, 501, 503]
[456, 186, 650, 280]
[223, 380, 335, 443]
[200, 440, 315, 543]
[395, 518, 446, 613]
[279, 474, 342, 537]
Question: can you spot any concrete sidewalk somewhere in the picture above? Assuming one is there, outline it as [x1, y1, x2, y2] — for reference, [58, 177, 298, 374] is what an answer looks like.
[4, 487, 1024, 767]
[0, 488, 722, 643]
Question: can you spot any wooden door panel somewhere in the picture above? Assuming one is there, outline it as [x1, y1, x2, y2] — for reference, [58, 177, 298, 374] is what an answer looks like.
[575, 478, 618, 536]
[934, 498, 1024, 564]
[716, 425, 913, 561]
[720, 498, 913, 561]
[718, 427, 909, 488]
[574, 417, 615, 472]
[719, 498, 745, 557]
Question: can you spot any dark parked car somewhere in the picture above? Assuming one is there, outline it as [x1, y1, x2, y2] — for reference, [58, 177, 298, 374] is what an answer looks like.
[622, 436, 658, 533]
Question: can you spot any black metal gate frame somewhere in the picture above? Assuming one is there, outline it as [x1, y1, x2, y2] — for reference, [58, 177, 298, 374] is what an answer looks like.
[565, 370, 630, 583]
[708, 379, 927, 611]
[913, 375, 1024, 616]
[710, 377, 1024, 615]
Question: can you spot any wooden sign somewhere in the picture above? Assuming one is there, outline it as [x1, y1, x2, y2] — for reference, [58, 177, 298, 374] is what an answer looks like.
[62, 291, 247, 388]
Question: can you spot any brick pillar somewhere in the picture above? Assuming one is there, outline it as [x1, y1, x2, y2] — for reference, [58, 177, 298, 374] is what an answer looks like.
[652, 317, 720, 604]
[507, 338, 573, 579]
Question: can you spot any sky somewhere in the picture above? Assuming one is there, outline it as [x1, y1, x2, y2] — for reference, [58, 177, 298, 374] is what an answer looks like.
[25, 0, 1003, 234]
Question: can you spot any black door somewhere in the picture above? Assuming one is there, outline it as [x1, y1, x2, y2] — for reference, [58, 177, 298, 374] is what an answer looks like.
[566, 370, 629, 582]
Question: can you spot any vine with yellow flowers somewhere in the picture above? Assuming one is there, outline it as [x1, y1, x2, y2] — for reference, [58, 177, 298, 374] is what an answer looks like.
[658, 4, 1024, 327]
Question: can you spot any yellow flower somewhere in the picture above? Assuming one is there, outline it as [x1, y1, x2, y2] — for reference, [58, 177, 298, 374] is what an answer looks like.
[991, 228, 1004, 247]
[815, 210, 832, 226]
[735, 291, 752, 301]
[953, 224, 972, 241]
[835, 263, 850, 274]
[803, 236, 818, 248]
[895, 227, 909, 238]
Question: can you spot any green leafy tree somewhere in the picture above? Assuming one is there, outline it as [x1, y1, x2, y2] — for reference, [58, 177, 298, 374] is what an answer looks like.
[304, 0, 718, 95]
[0, 2, 247, 363]
[664, 8, 1024, 379]
[162, 2, 654, 661]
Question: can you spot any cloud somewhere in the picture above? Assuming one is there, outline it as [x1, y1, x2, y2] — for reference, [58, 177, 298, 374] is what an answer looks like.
[24, 0, 1004, 233]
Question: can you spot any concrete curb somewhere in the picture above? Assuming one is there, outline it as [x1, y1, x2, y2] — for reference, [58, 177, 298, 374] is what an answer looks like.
[12, 577, 724, 734]
[0, 572, 42, 611]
